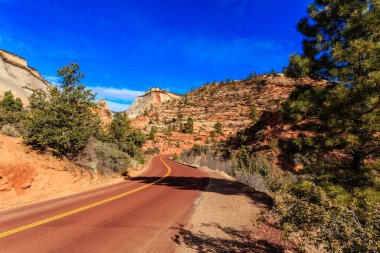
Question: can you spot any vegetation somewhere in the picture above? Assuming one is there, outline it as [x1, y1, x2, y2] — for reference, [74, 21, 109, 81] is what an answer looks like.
[175, 1, 380, 252]
[109, 112, 146, 158]
[214, 121, 223, 135]
[3, 63, 147, 176]
[0, 90, 26, 133]
[279, 1, 380, 251]
[249, 104, 258, 121]
[148, 125, 157, 141]
[182, 117, 194, 134]
[76, 138, 131, 176]
[26, 63, 100, 157]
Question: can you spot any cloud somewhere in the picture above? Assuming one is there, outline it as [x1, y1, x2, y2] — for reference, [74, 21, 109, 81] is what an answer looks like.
[43, 75, 60, 86]
[105, 100, 131, 112]
[88, 86, 144, 112]
[40, 80, 142, 111]
[88, 86, 144, 102]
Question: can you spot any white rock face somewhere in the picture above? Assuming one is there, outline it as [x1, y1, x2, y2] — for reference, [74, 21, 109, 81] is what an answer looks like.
[0, 50, 51, 105]
[126, 88, 180, 119]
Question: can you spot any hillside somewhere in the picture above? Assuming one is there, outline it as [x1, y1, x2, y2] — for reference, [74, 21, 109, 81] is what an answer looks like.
[0, 49, 51, 105]
[126, 87, 181, 119]
[0, 134, 123, 209]
[131, 74, 325, 154]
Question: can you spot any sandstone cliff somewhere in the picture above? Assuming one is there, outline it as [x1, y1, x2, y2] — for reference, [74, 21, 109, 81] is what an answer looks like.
[0, 49, 51, 105]
[126, 88, 181, 119]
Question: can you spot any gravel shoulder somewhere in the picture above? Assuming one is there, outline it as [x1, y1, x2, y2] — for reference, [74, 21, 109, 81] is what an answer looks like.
[174, 167, 295, 253]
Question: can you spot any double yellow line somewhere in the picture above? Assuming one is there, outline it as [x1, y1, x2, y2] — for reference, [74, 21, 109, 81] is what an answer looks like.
[0, 156, 172, 238]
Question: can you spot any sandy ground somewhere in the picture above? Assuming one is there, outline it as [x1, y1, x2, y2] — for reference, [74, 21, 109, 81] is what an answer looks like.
[174, 167, 295, 253]
[0, 134, 148, 210]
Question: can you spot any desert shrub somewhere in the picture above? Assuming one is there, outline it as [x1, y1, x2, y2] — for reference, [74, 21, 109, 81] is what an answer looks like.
[188, 145, 210, 156]
[231, 147, 270, 177]
[76, 138, 131, 175]
[144, 147, 160, 155]
[1, 124, 21, 137]
[172, 153, 179, 161]
[274, 181, 380, 252]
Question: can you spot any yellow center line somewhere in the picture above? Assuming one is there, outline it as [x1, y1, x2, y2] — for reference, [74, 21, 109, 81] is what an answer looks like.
[0, 156, 172, 238]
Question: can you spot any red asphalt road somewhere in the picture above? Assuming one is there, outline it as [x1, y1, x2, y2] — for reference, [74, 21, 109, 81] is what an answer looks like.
[0, 155, 209, 253]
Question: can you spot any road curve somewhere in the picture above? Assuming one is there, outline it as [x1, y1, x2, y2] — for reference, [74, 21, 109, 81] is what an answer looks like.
[0, 155, 209, 253]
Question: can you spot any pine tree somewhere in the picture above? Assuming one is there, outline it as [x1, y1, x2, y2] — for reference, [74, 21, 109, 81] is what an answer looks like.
[0, 90, 23, 111]
[26, 63, 100, 157]
[284, 0, 380, 171]
[0, 90, 24, 126]
[183, 117, 194, 134]
[149, 125, 157, 141]
[109, 112, 146, 157]
[249, 104, 258, 122]
[214, 121, 223, 135]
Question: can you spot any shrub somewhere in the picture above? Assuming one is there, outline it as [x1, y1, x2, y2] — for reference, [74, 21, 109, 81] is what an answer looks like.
[274, 181, 380, 252]
[76, 138, 131, 175]
[144, 147, 160, 155]
[1, 124, 21, 137]
[214, 121, 223, 135]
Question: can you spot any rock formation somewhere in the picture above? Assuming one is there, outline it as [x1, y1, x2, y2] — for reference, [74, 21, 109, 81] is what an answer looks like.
[0, 49, 51, 105]
[126, 88, 181, 119]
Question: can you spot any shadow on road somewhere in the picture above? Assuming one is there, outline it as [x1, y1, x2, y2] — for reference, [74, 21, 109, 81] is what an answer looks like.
[171, 223, 286, 253]
[128, 175, 273, 207]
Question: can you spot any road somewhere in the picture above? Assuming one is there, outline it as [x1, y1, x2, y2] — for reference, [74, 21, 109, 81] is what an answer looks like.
[0, 155, 209, 253]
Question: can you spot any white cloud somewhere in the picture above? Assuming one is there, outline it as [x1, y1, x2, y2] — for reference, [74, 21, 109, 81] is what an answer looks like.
[106, 100, 131, 112]
[88, 86, 144, 101]
[38, 80, 143, 112]
[43, 75, 60, 86]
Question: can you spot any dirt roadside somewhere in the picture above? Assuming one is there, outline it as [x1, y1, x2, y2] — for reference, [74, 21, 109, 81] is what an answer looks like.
[174, 167, 295, 253]
[0, 134, 150, 210]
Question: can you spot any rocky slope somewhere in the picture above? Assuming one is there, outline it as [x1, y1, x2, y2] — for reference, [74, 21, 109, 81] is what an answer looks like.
[126, 87, 181, 119]
[0, 49, 51, 105]
[131, 74, 325, 154]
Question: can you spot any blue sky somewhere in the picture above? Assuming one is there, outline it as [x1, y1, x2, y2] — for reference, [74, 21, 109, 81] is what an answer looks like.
[0, 0, 312, 111]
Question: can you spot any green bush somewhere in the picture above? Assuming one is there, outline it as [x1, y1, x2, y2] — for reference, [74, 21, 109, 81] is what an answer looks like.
[0, 91, 26, 129]
[144, 147, 160, 155]
[109, 112, 146, 158]
[76, 138, 131, 175]
[26, 64, 100, 157]
[275, 181, 380, 252]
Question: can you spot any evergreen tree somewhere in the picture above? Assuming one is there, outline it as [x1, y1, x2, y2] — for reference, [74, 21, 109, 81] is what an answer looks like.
[0, 91, 23, 111]
[183, 117, 194, 134]
[26, 63, 100, 157]
[0, 90, 24, 126]
[214, 121, 223, 135]
[249, 104, 258, 122]
[109, 112, 146, 157]
[148, 125, 157, 141]
[284, 0, 380, 171]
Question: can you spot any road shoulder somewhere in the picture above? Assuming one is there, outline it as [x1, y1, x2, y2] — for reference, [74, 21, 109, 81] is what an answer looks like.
[173, 166, 295, 253]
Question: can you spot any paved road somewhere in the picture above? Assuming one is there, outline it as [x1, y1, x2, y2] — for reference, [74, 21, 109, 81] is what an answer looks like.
[0, 155, 209, 253]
